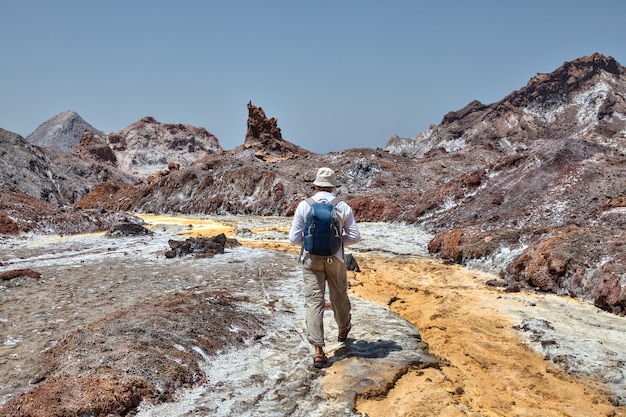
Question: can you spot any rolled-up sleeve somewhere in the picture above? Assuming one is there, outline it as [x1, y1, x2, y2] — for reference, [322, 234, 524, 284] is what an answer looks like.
[289, 201, 308, 245]
[339, 202, 361, 247]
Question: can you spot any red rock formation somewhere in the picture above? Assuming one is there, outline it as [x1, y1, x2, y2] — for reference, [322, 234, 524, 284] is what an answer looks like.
[71, 130, 118, 167]
[230, 101, 312, 161]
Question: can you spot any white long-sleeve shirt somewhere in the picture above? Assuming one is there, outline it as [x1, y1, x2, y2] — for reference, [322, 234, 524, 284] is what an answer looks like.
[289, 191, 361, 263]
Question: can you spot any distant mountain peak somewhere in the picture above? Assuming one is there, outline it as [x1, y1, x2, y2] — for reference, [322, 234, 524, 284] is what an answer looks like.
[508, 53, 625, 108]
[25, 110, 104, 153]
[527, 53, 622, 90]
[58, 109, 80, 118]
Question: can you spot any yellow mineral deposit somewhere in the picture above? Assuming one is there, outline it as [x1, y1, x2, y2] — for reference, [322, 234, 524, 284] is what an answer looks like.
[136, 214, 622, 417]
[137, 214, 236, 237]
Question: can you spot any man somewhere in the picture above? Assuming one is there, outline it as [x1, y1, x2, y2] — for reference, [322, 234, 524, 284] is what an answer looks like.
[289, 167, 361, 368]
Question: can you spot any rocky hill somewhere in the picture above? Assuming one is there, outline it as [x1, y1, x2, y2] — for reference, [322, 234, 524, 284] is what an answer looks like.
[386, 53, 626, 157]
[0, 128, 133, 206]
[384, 53, 626, 314]
[0, 53, 624, 315]
[0, 128, 141, 234]
[71, 116, 223, 179]
[25, 110, 104, 152]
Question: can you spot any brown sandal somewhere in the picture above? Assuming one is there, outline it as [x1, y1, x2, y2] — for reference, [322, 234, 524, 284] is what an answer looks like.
[313, 353, 327, 368]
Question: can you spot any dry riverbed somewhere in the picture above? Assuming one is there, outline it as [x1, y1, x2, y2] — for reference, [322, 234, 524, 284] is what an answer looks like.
[1, 214, 625, 416]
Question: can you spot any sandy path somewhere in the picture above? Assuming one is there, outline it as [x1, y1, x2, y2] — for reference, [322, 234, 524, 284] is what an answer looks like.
[346, 254, 624, 417]
[215, 217, 626, 416]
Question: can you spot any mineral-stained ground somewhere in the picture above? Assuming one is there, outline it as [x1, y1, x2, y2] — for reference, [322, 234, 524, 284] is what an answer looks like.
[0, 215, 625, 417]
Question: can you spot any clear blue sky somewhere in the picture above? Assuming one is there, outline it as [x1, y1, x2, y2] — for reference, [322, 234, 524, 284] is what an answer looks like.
[1, 1, 624, 153]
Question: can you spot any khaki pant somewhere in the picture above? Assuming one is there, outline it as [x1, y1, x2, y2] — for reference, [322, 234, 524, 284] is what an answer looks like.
[302, 255, 351, 347]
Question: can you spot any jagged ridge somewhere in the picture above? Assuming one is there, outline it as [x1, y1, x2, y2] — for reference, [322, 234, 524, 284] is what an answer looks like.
[386, 53, 626, 157]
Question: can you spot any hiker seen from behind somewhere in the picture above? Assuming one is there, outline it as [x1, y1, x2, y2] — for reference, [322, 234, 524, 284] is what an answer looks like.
[289, 167, 361, 368]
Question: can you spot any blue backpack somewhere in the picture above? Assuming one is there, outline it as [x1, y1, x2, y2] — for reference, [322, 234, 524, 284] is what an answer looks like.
[303, 197, 343, 257]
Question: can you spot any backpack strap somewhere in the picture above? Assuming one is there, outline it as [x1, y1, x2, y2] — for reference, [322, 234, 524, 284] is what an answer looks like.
[329, 197, 345, 258]
[305, 197, 341, 206]
[330, 197, 342, 206]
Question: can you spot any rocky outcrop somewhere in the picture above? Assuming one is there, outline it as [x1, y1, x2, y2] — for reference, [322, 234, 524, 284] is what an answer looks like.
[506, 225, 626, 313]
[0, 128, 129, 207]
[2, 128, 109, 225]
[386, 53, 626, 158]
[383, 53, 626, 313]
[429, 224, 626, 314]
[164, 233, 241, 258]
[229, 101, 312, 161]
[0, 190, 144, 236]
[25, 110, 104, 153]
[72, 116, 223, 179]
[71, 130, 119, 168]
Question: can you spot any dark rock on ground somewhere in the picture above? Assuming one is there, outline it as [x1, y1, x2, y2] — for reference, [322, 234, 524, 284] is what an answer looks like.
[346, 253, 361, 272]
[0, 269, 41, 281]
[164, 233, 241, 258]
[105, 222, 153, 237]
